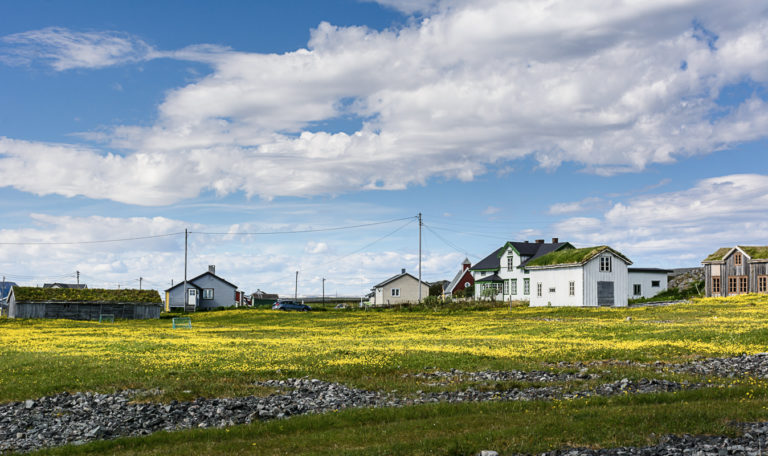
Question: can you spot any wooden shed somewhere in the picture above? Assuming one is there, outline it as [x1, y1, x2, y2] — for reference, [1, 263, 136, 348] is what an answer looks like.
[7, 287, 162, 320]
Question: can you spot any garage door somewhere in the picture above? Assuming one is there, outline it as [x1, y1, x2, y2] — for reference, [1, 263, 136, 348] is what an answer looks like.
[597, 281, 614, 306]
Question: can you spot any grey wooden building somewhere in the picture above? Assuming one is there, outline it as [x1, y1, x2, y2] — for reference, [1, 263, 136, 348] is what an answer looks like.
[702, 246, 768, 297]
[7, 287, 162, 320]
[165, 266, 238, 311]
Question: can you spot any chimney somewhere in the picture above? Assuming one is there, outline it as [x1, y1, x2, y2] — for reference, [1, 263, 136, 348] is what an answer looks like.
[208, 265, 216, 274]
[401, 268, 406, 274]
[552, 237, 559, 243]
[535, 239, 544, 244]
[524, 240, 529, 243]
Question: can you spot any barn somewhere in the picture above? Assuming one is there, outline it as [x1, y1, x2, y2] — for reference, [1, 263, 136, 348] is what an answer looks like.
[526, 246, 632, 307]
[7, 286, 162, 320]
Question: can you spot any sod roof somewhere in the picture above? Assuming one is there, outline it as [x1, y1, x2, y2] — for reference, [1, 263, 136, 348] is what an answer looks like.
[738, 246, 768, 260]
[526, 246, 631, 268]
[11, 287, 162, 303]
[703, 247, 731, 262]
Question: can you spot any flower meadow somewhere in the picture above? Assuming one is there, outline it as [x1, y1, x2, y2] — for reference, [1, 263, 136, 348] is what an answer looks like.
[1, 295, 768, 401]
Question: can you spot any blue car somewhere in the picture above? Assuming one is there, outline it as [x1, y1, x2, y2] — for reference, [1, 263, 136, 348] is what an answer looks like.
[272, 300, 311, 312]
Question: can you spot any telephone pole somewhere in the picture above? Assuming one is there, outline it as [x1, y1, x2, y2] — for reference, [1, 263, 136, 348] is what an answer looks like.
[139, 277, 143, 290]
[322, 278, 326, 306]
[76, 270, 80, 285]
[184, 228, 188, 309]
[418, 212, 422, 304]
[294, 271, 299, 300]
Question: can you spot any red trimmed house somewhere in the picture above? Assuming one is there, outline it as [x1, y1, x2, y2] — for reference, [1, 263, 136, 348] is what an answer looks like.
[443, 258, 474, 298]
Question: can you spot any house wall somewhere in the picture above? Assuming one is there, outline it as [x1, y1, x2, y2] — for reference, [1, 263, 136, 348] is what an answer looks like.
[529, 266, 584, 307]
[166, 285, 196, 309]
[9, 300, 161, 320]
[473, 247, 532, 301]
[627, 272, 668, 299]
[718, 248, 749, 296]
[374, 275, 429, 306]
[749, 262, 767, 293]
[584, 253, 629, 307]
[192, 274, 237, 309]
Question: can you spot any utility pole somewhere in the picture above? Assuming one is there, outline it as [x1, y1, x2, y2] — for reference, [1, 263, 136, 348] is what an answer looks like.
[76, 271, 80, 285]
[418, 212, 422, 304]
[295, 271, 298, 300]
[184, 228, 188, 309]
[322, 278, 325, 306]
[139, 277, 143, 290]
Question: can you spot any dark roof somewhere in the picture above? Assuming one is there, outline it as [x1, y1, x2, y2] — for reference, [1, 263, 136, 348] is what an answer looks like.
[373, 272, 427, 288]
[165, 271, 238, 292]
[0, 281, 18, 298]
[11, 286, 162, 303]
[469, 241, 573, 271]
[43, 283, 87, 289]
[628, 267, 674, 274]
[475, 273, 503, 283]
[252, 292, 279, 300]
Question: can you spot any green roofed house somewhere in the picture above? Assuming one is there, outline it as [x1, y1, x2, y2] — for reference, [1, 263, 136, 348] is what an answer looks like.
[7, 286, 163, 320]
[526, 246, 633, 307]
[701, 246, 768, 297]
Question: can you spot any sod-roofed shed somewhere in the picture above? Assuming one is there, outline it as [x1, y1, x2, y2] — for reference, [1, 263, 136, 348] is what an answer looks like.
[701, 245, 768, 297]
[7, 286, 162, 320]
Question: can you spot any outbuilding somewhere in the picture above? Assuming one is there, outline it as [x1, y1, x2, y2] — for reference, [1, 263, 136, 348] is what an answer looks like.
[526, 246, 632, 307]
[369, 269, 429, 306]
[7, 286, 162, 320]
[627, 268, 673, 299]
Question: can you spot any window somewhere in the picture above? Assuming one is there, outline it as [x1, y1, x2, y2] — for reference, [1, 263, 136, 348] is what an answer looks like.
[728, 277, 738, 294]
[739, 276, 748, 293]
[759, 276, 767, 293]
[510, 279, 517, 295]
[391, 288, 400, 297]
[464, 281, 471, 288]
[507, 255, 514, 270]
[537, 283, 542, 297]
[202, 288, 214, 300]
[651, 280, 660, 287]
[548, 287, 556, 293]
[569, 281, 575, 296]
[524, 278, 530, 295]
[712, 276, 721, 294]
[599, 256, 612, 272]
[735, 252, 742, 266]
[633, 284, 641, 296]
[481, 271, 486, 276]
[503, 280, 509, 295]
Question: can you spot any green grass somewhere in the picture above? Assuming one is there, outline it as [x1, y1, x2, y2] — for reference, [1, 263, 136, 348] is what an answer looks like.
[3, 295, 768, 455]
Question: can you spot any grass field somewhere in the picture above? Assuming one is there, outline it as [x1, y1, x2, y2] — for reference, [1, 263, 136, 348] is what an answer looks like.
[4, 295, 768, 455]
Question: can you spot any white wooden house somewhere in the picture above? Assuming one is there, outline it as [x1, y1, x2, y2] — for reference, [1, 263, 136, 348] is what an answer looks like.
[526, 246, 632, 307]
[470, 239, 573, 301]
[627, 268, 672, 299]
[369, 269, 429, 306]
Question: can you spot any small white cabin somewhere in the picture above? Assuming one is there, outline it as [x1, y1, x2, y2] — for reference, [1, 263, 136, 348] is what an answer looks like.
[627, 268, 672, 299]
[370, 269, 429, 306]
[527, 246, 632, 307]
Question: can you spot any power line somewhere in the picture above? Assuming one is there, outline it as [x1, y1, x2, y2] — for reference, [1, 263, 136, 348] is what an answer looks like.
[190, 216, 417, 236]
[314, 218, 417, 269]
[0, 232, 184, 246]
[423, 223, 482, 260]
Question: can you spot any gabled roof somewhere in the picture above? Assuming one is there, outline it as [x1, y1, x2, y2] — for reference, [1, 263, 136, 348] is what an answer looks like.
[526, 246, 632, 268]
[702, 245, 768, 263]
[43, 283, 87, 289]
[0, 281, 18, 298]
[470, 241, 574, 271]
[373, 272, 427, 289]
[475, 273, 503, 283]
[11, 286, 162, 303]
[737, 246, 768, 261]
[165, 271, 238, 292]
[702, 247, 731, 262]
[444, 267, 473, 293]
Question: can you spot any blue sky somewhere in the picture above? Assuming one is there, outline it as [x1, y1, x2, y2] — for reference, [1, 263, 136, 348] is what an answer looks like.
[1, 0, 768, 297]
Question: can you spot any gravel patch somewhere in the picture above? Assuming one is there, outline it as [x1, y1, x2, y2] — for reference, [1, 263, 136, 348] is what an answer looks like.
[404, 367, 598, 384]
[0, 377, 698, 453]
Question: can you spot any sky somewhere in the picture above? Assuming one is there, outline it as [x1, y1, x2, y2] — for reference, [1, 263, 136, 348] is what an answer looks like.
[1, 0, 768, 298]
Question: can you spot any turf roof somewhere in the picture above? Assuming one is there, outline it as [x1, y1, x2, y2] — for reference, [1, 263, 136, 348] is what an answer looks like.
[526, 246, 630, 268]
[738, 246, 768, 260]
[703, 247, 731, 262]
[11, 287, 162, 303]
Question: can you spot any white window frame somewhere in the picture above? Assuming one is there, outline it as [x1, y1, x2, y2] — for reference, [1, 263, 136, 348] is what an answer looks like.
[548, 287, 556, 293]
[503, 280, 509, 295]
[633, 284, 641, 296]
[524, 278, 530, 295]
[569, 281, 575, 296]
[537, 283, 542, 297]
[391, 288, 400, 297]
[507, 255, 514, 270]
[202, 288, 214, 300]
[599, 256, 612, 272]
[510, 279, 517, 295]
[651, 280, 660, 287]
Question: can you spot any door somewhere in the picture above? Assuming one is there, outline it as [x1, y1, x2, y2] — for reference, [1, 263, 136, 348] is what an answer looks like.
[187, 288, 198, 306]
[597, 281, 614, 306]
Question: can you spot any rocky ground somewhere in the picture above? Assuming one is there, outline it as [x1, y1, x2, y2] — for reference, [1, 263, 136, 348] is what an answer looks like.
[3, 354, 768, 454]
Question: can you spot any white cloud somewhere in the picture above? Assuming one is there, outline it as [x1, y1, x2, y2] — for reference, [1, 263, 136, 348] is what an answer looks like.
[2, 2, 768, 204]
[482, 206, 501, 215]
[0, 27, 156, 70]
[305, 241, 329, 254]
[552, 174, 768, 266]
[549, 197, 606, 215]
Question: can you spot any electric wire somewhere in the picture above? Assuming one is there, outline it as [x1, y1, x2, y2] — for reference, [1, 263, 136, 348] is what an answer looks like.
[0, 232, 184, 246]
[191, 216, 417, 236]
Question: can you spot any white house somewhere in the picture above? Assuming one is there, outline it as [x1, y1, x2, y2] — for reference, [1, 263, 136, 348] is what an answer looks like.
[369, 269, 430, 306]
[627, 268, 672, 299]
[526, 246, 632, 307]
[470, 239, 573, 301]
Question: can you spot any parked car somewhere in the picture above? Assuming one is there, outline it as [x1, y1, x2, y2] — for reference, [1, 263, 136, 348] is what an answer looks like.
[334, 303, 349, 309]
[272, 300, 311, 312]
